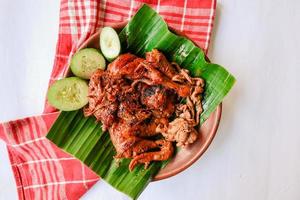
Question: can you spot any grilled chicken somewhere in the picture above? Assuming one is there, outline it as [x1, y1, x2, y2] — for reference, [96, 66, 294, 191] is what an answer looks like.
[84, 49, 205, 170]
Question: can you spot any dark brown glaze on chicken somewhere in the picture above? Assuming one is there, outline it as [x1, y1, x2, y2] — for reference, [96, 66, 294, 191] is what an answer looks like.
[84, 49, 205, 170]
[146, 49, 177, 79]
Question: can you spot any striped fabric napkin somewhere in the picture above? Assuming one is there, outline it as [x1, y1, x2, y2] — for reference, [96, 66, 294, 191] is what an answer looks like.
[0, 0, 217, 199]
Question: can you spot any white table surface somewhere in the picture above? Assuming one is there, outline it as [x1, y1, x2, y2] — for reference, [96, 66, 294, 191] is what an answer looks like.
[1, 0, 300, 199]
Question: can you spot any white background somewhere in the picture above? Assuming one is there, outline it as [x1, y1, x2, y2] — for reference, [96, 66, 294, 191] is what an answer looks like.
[1, 0, 300, 199]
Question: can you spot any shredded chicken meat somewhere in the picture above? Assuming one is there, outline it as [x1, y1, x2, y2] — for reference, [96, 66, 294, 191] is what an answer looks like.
[84, 49, 205, 170]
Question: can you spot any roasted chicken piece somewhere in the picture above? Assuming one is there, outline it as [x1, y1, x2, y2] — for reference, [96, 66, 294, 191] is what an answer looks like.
[129, 139, 174, 171]
[117, 90, 151, 125]
[135, 61, 191, 97]
[139, 84, 176, 118]
[108, 53, 144, 79]
[137, 117, 169, 138]
[109, 119, 148, 158]
[83, 69, 122, 131]
[140, 84, 167, 110]
[145, 49, 177, 79]
[85, 49, 205, 170]
[108, 53, 191, 97]
[109, 119, 174, 170]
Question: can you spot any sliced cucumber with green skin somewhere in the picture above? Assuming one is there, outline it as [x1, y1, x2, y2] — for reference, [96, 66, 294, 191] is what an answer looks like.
[100, 27, 121, 61]
[70, 48, 106, 79]
[47, 77, 89, 111]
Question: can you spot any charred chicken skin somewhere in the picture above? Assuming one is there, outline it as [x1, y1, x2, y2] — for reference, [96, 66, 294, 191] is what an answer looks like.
[84, 49, 204, 170]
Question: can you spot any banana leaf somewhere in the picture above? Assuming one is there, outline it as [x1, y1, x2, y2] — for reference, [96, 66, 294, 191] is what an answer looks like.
[47, 4, 235, 200]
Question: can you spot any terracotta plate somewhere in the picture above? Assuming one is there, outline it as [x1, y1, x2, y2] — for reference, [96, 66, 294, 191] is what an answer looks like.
[67, 23, 222, 181]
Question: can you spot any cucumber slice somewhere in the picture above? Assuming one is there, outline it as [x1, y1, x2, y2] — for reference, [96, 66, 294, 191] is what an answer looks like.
[100, 27, 121, 61]
[47, 77, 89, 111]
[70, 48, 106, 79]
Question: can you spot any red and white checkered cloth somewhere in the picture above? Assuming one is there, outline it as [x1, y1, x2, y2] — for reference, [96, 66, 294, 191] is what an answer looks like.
[0, 0, 216, 199]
